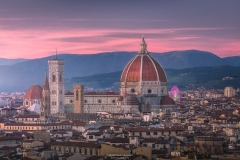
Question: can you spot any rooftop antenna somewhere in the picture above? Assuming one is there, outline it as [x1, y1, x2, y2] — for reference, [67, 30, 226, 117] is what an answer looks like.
[55, 48, 58, 59]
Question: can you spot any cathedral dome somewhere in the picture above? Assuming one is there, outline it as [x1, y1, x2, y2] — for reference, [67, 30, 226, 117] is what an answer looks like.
[121, 37, 167, 83]
[24, 85, 43, 100]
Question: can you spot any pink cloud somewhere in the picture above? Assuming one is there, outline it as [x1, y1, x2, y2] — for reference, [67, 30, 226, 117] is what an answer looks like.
[0, 27, 239, 59]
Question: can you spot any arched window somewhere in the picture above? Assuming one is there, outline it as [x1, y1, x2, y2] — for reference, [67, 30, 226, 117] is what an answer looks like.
[52, 90, 56, 94]
[25, 100, 28, 106]
[52, 75, 56, 82]
[76, 90, 79, 101]
[59, 75, 62, 82]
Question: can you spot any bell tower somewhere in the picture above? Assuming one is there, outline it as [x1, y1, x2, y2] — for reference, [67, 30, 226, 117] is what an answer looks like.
[73, 84, 84, 113]
[48, 54, 65, 113]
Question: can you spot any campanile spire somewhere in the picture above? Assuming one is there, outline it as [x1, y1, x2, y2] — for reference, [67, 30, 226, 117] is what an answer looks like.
[41, 70, 51, 117]
[43, 71, 50, 90]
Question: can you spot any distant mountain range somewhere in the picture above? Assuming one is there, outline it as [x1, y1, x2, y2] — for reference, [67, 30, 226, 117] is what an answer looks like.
[66, 65, 240, 91]
[0, 58, 28, 65]
[0, 50, 240, 92]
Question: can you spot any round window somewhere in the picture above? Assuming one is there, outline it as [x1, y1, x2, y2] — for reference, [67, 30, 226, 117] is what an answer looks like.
[148, 89, 152, 94]
[70, 100, 73, 103]
[131, 88, 136, 93]
[98, 99, 102, 103]
[84, 100, 87, 103]
[112, 100, 116, 103]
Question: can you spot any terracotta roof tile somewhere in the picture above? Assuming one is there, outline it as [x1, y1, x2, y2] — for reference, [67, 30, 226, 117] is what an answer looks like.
[24, 85, 43, 100]
[51, 141, 101, 148]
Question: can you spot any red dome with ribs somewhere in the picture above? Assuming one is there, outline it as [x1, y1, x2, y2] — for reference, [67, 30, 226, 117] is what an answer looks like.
[121, 54, 167, 82]
[24, 85, 43, 99]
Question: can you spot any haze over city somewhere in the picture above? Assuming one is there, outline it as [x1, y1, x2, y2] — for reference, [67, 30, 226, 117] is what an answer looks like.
[0, 0, 240, 59]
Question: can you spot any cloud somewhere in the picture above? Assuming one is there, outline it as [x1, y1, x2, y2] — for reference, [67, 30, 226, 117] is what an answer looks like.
[0, 26, 239, 59]
[0, 0, 239, 58]
[49, 36, 110, 43]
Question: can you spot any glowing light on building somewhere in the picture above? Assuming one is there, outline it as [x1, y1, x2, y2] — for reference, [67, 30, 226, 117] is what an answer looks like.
[170, 86, 181, 103]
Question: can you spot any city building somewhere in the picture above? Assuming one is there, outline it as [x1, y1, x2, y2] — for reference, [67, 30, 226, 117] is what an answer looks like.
[37, 37, 176, 118]
[224, 86, 236, 97]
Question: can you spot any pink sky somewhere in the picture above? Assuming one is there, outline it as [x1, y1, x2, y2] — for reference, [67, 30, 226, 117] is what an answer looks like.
[0, 1, 239, 59]
[0, 27, 239, 59]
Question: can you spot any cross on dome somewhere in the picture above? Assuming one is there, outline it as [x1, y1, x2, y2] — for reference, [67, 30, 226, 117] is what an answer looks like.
[139, 36, 148, 55]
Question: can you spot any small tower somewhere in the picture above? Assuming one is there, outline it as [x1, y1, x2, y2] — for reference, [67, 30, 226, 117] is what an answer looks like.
[40, 72, 51, 119]
[48, 54, 65, 113]
[73, 84, 84, 113]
